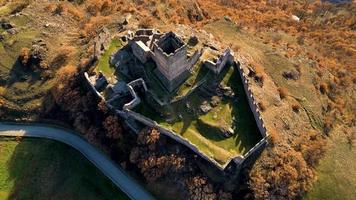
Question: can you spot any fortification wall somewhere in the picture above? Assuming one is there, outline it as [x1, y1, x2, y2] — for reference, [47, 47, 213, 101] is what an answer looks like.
[84, 34, 269, 174]
[131, 41, 150, 63]
[188, 50, 202, 71]
[216, 49, 234, 73]
[204, 48, 234, 74]
[125, 110, 226, 171]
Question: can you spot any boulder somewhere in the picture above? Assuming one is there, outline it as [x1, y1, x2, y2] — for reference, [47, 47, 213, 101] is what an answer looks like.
[282, 70, 299, 80]
[210, 96, 221, 107]
[221, 86, 234, 98]
[200, 101, 212, 114]
[6, 28, 17, 35]
[224, 16, 232, 22]
[219, 127, 234, 138]
[1, 22, 15, 30]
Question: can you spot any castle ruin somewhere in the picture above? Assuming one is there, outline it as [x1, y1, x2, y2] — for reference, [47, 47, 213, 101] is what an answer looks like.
[84, 28, 268, 174]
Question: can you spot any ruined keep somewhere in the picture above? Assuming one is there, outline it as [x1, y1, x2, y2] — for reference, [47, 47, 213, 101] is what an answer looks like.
[152, 32, 191, 91]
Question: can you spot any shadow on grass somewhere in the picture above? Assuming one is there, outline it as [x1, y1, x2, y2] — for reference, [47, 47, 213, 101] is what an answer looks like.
[5, 138, 129, 200]
[6, 58, 44, 87]
[228, 68, 262, 153]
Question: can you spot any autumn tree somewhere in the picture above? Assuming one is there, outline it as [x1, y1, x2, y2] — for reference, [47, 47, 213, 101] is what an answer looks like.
[19, 47, 30, 67]
[103, 115, 122, 140]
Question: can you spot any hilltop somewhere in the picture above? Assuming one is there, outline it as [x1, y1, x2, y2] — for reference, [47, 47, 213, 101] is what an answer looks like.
[0, 0, 354, 200]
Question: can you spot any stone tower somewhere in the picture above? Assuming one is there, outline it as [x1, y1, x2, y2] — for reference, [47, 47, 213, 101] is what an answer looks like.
[152, 32, 190, 92]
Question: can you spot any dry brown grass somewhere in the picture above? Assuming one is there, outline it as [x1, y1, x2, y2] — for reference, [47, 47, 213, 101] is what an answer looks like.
[138, 17, 153, 29]
[56, 64, 77, 81]
[81, 15, 112, 39]
[50, 46, 77, 69]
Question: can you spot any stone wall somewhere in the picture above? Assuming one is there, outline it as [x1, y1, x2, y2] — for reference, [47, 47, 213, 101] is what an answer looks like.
[131, 41, 150, 63]
[204, 48, 234, 74]
[84, 31, 268, 173]
[94, 28, 111, 58]
[188, 49, 203, 71]
[125, 110, 226, 171]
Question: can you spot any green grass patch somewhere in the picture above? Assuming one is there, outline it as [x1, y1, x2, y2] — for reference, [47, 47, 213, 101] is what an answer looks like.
[0, 138, 129, 200]
[96, 39, 123, 78]
[304, 133, 356, 200]
[174, 63, 209, 99]
[0, 1, 30, 16]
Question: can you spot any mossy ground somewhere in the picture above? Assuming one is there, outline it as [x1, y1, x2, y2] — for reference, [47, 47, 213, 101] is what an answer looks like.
[95, 39, 123, 78]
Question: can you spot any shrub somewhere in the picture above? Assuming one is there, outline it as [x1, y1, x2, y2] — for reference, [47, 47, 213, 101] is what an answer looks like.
[138, 17, 153, 29]
[258, 102, 266, 112]
[268, 128, 281, 146]
[319, 82, 328, 94]
[292, 104, 301, 113]
[251, 61, 265, 85]
[19, 47, 30, 67]
[255, 73, 265, 85]
[56, 64, 77, 81]
[278, 87, 288, 99]
[66, 5, 84, 20]
[81, 15, 112, 39]
[0, 86, 5, 96]
[103, 115, 122, 140]
[53, 4, 65, 15]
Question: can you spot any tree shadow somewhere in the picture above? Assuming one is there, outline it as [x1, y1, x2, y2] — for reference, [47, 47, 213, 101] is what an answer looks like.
[4, 138, 129, 200]
[6, 58, 43, 87]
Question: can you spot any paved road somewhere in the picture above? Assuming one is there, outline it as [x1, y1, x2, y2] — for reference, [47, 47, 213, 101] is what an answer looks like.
[0, 123, 155, 200]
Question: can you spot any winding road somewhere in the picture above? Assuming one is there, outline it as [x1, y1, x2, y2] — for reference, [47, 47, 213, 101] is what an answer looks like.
[0, 123, 155, 200]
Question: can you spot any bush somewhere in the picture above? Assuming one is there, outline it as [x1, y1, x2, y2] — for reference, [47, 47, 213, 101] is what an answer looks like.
[66, 4, 84, 20]
[56, 65, 77, 81]
[19, 47, 30, 67]
[278, 87, 288, 99]
[319, 82, 328, 94]
[258, 102, 267, 112]
[53, 4, 65, 15]
[81, 16, 112, 39]
[292, 104, 301, 113]
[138, 17, 153, 29]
